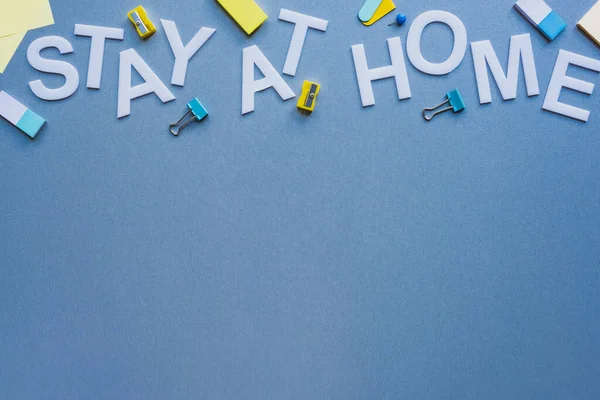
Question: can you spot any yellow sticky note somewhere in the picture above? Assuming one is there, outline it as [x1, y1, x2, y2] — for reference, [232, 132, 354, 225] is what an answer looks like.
[578, 1, 600, 46]
[0, 32, 26, 73]
[0, 0, 54, 38]
[362, 0, 396, 26]
[216, 0, 268, 35]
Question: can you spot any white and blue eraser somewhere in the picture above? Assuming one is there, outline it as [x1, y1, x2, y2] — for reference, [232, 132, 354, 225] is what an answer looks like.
[0, 91, 46, 139]
[514, 0, 566, 41]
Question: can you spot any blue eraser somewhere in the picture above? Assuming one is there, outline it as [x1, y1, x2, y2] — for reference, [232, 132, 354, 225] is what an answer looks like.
[16, 109, 46, 139]
[538, 11, 566, 40]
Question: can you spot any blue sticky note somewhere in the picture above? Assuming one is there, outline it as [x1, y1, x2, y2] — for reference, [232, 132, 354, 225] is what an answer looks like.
[358, 0, 382, 22]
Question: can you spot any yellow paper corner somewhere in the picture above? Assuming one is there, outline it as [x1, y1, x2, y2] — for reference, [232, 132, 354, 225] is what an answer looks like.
[0, 0, 54, 38]
[0, 32, 27, 73]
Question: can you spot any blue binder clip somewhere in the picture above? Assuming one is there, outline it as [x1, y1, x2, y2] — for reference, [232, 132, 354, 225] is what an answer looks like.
[169, 98, 208, 136]
[423, 89, 465, 121]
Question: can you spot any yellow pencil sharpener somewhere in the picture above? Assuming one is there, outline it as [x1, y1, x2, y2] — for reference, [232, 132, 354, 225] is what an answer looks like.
[297, 81, 321, 113]
[128, 6, 156, 39]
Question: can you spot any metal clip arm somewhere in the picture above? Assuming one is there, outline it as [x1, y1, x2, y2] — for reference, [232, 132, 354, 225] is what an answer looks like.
[422, 98, 453, 122]
[169, 109, 196, 136]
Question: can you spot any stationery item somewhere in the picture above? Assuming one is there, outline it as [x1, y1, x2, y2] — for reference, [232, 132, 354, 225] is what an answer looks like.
[514, 0, 566, 41]
[0, 91, 46, 139]
[169, 98, 208, 136]
[0, 32, 27, 73]
[297, 81, 320, 113]
[578, 1, 600, 46]
[128, 6, 156, 39]
[359, 0, 396, 26]
[0, 0, 54, 73]
[0, 0, 54, 38]
[422, 89, 465, 121]
[388, 14, 407, 26]
[216, 0, 268, 35]
[359, 0, 384, 22]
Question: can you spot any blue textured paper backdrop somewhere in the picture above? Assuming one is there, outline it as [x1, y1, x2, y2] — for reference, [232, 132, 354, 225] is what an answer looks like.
[1, 0, 600, 398]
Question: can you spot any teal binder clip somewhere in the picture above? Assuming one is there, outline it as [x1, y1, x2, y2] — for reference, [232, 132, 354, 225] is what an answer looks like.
[423, 89, 465, 121]
[169, 98, 208, 136]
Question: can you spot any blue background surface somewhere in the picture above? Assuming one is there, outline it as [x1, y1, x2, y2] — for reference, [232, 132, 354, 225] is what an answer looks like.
[1, 0, 600, 398]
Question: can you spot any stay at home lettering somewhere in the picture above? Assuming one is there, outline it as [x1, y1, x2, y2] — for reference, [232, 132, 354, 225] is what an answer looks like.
[24, 9, 600, 122]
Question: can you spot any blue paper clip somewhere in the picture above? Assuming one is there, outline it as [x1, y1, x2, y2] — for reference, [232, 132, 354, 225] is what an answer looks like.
[169, 98, 208, 136]
[422, 89, 465, 121]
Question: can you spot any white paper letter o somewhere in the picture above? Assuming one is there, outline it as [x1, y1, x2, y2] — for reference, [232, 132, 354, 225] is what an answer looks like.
[406, 10, 467, 75]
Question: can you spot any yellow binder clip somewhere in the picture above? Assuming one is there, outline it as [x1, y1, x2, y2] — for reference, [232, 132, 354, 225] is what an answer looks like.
[128, 6, 156, 39]
[297, 81, 320, 113]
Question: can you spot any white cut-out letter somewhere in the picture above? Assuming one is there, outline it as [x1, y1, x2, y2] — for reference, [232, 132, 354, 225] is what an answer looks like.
[351, 37, 411, 107]
[117, 48, 175, 118]
[161, 19, 216, 86]
[406, 10, 467, 75]
[242, 45, 295, 115]
[279, 9, 328, 77]
[27, 36, 79, 101]
[471, 34, 539, 104]
[74, 24, 124, 89]
[543, 49, 600, 122]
